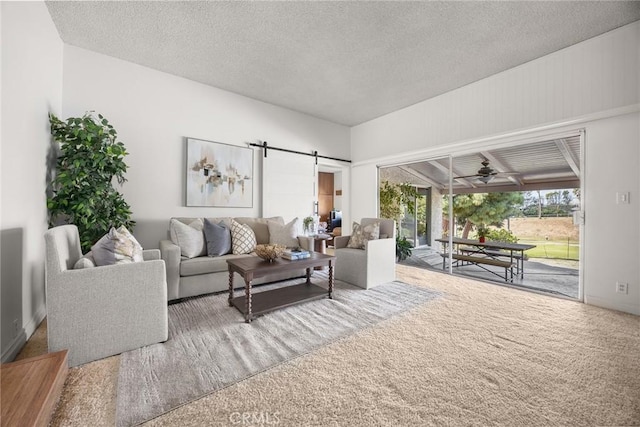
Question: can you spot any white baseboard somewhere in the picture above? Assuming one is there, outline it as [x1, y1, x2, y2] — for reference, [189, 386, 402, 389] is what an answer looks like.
[24, 304, 47, 338]
[1, 304, 46, 363]
[585, 295, 640, 316]
[1, 329, 27, 363]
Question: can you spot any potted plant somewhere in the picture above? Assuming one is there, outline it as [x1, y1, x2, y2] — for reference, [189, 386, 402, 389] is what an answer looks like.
[395, 236, 413, 261]
[476, 224, 489, 243]
[379, 180, 419, 261]
[47, 112, 135, 252]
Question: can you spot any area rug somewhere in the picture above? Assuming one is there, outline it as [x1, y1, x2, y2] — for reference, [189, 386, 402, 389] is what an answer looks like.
[115, 275, 440, 426]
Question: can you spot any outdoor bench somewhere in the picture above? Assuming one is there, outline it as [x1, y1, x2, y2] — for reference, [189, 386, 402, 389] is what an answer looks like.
[441, 253, 514, 282]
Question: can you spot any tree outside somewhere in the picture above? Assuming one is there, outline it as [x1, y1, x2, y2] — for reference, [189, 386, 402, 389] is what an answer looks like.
[520, 189, 579, 218]
[443, 192, 524, 238]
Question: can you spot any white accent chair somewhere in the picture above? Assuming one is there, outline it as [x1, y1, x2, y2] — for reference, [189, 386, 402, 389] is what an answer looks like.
[44, 225, 169, 367]
[334, 218, 396, 289]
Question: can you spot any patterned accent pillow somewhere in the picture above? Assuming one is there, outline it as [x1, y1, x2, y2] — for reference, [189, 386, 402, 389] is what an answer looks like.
[170, 218, 206, 258]
[91, 226, 144, 266]
[268, 217, 300, 248]
[203, 219, 231, 257]
[347, 221, 381, 249]
[231, 220, 257, 255]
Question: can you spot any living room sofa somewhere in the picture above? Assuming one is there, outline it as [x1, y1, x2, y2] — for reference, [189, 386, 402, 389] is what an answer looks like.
[159, 217, 313, 301]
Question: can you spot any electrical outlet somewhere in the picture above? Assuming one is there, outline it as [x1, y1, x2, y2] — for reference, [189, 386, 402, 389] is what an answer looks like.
[616, 192, 630, 204]
[616, 282, 628, 294]
[12, 319, 19, 338]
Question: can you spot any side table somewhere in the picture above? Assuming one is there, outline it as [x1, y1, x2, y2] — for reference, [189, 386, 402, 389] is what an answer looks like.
[312, 234, 333, 270]
[1, 350, 68, 427]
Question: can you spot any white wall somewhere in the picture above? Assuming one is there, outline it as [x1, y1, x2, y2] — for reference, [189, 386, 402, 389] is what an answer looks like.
[62, 46, 350, 248]
[583, 112, 639, 314]
[350, 22, 640, 315]
[333, 172, 342, 211]
[0, 2, 63, 361]
[351, 21, 639, 163]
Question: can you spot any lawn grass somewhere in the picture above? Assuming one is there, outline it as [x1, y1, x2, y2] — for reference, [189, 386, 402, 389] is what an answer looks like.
[519, 239, 579, 260]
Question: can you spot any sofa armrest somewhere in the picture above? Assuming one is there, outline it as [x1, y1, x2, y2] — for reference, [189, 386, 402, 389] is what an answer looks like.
[296, 235, 313, 251]
[143, 249, 161, 261]
[334, 235, 350, 249]
[364, 237, 397, 280]
[47, 260, 168, 367]
[364, 236, 396, 252]
[159, 239, 181, 300]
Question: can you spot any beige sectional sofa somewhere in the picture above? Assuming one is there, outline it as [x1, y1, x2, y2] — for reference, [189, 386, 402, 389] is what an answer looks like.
[159, 216, 313, 301]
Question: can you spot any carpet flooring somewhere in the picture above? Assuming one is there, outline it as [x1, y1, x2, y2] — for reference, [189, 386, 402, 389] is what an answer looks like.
[116, 278, 439, 426]
[17, 265, 640, 426]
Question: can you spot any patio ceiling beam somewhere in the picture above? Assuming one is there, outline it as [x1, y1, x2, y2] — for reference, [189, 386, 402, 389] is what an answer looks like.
[480, 150, 524, 186]
[427, 160, 477, 188]
[448, 179, 581, 195]
[555, 139, 580, 177]
[398, 166, 444, 191]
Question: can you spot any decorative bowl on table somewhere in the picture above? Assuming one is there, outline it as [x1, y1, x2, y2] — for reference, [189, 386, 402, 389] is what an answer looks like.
[254, 244, 286, 262]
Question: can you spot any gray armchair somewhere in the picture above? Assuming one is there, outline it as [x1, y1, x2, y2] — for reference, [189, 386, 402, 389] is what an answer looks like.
[44, 225, 168, 367]
[334, 218, 396, 289]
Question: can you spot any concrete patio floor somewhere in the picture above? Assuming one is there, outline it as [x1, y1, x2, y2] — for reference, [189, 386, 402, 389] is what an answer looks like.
[400, 246, 580, 299]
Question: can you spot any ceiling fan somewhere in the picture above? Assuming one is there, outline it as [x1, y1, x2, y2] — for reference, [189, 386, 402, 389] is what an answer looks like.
[454, 160, 518, 184]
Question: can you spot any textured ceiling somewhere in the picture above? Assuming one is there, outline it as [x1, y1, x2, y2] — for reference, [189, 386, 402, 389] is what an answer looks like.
[46, 1, 640, 126]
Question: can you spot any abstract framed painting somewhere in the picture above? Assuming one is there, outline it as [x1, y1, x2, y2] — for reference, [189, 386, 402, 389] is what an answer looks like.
[185, 138, 253, 207]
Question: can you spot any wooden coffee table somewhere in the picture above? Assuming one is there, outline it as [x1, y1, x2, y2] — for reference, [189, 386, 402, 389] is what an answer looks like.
[227, 252, 335, 323]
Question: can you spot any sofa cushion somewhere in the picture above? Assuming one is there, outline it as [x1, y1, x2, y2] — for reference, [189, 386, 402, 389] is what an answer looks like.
[180, 253, 253, 276]
[347, 221, 380, 249]
[231, 220, 257, 254]
[92, 226, 144, 266]
[268, 217, 300, 248]
[235, 216, 283, 245]
[203, 219, 232, 256]
[170, 218, 206, 258]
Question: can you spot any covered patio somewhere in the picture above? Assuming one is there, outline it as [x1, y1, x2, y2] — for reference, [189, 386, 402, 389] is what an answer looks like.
[401, 246, 579, 299]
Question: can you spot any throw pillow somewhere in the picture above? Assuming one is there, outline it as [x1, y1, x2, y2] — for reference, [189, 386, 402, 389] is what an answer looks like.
[231, 219, 257, 254]
[170, 218, 206, 258]
[347, 221, 381, 249]
[91, 226, 144, 266]
[73, 251, 96, 269]
[267, 217, 300, 248]
[203, 218, 231, 257]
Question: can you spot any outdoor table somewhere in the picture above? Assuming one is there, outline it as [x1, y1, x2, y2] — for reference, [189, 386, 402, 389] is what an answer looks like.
[436, 237, 537, 279]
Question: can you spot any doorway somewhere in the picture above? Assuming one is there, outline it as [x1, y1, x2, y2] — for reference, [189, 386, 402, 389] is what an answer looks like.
[317, 172, 334, 225]
[378, 132, 583, 301]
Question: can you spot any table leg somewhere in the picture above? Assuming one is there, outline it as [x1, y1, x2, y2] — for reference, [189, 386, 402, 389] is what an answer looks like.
[328, 262, 334, 299]
[305, 267, 312, 285]
[244, 277, 252, 323]
[228, 268, 234, 307]
[314, 239, 327, 270]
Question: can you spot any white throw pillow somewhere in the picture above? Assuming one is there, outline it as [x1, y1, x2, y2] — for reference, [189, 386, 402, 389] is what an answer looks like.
[268, 217, 300, 248]
[231, 219, 257, 255]
[91, 226, 144, 266]
[170, 218, 206, 258]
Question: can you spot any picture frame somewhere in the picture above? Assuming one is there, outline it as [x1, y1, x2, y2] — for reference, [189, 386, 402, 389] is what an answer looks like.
[185, 137, 253, 207]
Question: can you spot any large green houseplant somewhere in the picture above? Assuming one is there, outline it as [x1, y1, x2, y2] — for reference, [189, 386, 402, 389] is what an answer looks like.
[379, 180, 419, 261]
[47, 112, 135, 252]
